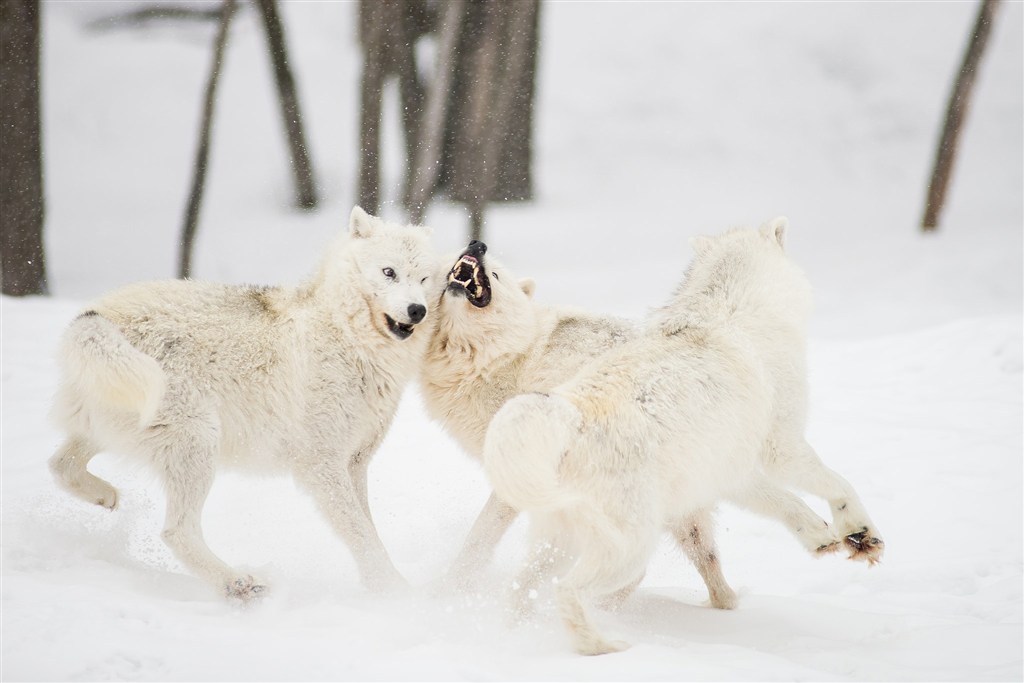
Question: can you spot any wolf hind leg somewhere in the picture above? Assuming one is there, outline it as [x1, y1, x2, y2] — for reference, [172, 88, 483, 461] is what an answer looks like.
[672, 509, 737, 609]
[49, 435, 117, 510]
[155, 420, 264, 600]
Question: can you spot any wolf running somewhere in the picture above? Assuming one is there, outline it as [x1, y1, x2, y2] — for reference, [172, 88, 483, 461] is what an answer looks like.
[484, 219, 884, 654]
[49, 207, 438, 598]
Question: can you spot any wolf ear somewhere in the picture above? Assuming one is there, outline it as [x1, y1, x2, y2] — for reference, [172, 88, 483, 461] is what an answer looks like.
[759, 216, 788, 248]
[519, 278, 536, 299]
[350, 206, 377, 239]
[689, 235, 714, 256]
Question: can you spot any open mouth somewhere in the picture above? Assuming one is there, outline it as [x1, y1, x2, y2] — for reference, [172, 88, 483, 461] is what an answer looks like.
[384, 314, 415, 340]
[446, 252, 491, 308]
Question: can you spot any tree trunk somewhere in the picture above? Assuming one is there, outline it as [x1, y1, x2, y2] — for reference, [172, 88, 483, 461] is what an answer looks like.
[1, 0, 48, 296]
[406, 0, 466, 224]
[179, 0, 236, 279]
[922, 0, 1000, 231]
[432, 0, 540, 240]
[357, 0, 387, 214]
[254, 0, 318, 209]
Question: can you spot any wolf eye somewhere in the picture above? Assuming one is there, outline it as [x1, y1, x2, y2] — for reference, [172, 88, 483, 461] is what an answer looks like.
[492, 272, 499, 281]
[421, 277, 428, 284]
[382, 267, 396, 279]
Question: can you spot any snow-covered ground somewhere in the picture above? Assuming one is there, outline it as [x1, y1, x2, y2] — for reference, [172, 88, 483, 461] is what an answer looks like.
[2, 1, 1021, 680]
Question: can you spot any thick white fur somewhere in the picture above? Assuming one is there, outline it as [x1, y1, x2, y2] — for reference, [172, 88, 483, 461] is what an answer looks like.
[49, 207, 439, 599]
[484, 219, 885, 655]
[420, 252, 736, 610]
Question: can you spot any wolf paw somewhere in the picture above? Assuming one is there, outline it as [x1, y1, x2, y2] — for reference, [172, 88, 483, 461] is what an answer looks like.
[815, 540, 842, 556]
[575, 638, 631, 656]
[844, 529, 884, 565]
[225, 576, 267, 602]
[94, 491, 118, 510]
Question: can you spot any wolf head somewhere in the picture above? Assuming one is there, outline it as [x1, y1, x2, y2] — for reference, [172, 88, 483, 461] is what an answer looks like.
[318, 207, 439, 342]
[430, 240, 539, 368]
[655, 217, 812, 333]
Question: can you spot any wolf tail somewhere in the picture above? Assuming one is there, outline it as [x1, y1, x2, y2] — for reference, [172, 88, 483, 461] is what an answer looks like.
[483, 392, 584, 513]
[57, 311, 167, 427]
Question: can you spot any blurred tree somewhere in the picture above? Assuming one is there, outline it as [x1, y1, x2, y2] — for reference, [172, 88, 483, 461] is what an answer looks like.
[179, 0, 237, 279]
[357, 0, 430, 215]
[359, 0, 540, 241]
[180, 0, 317, 278]
[433, 0, 539, 241]
[922, 0, 1000, 231]
[1, 0, 48, 296]
[254, 0, 318, 209]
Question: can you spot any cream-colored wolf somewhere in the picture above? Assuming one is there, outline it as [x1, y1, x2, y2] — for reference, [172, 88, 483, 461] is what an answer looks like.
[420, 240, 736, 609]
[49, 207, 439, 599]
[485, 220, 885, 655]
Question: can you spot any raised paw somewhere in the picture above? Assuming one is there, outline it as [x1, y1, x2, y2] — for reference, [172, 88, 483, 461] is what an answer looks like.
[844, 529, 884, 565]
[225, 576, 267, 602]
[815, 539, 842, 556]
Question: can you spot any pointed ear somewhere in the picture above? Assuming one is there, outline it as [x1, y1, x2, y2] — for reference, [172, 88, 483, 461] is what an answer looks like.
[518, 277, 536, 299]
[760, 216, 788, 248]
[689, 235, 714, 256]
[350, 206, 377, 239]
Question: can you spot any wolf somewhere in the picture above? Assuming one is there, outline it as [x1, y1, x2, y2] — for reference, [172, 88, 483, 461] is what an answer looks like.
[49, 207, 439, 599]
[484, 219, 885, 655]
[419, 240, 737, 610]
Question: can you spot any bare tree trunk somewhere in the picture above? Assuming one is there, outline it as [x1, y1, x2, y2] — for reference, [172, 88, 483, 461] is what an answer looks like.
[471, 0, 539, 240]
[179, 0, 236, 279]
[496, 0, 540, 202]
[922, 0, 1000, 231]
[1, 0, 48, 296]
[406, 0, 466, 224]
[459, 2, 505, 240]
[254, 0, 318, 209]
[357, 0, 387, 214]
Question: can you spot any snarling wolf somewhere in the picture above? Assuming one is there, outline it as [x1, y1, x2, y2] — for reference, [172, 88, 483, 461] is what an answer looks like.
[420, 240, 736, 610]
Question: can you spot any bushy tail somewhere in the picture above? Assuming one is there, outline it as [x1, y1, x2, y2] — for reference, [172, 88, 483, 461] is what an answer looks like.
[58, 312, 166, 426]
[483, 393, 583, 513]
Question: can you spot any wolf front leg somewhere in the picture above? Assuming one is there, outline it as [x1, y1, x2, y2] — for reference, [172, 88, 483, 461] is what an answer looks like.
[297, 458, 407, 592]
[769, 439, 884, 564]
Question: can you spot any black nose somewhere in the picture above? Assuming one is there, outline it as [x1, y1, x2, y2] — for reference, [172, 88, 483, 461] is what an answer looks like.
[466, 240, 487, 258]
[407, 303, 426, 324]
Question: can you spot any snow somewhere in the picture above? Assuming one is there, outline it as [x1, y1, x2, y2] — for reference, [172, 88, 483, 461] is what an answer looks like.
[2, 1, 1021, 680]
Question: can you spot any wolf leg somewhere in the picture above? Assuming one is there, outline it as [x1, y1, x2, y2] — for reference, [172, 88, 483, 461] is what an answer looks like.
[730, 475, 841, 556]
[556, 584, 629, 656]
[298, 458, 406, 592]
[156, 423, 263, 599]
[446, 492, 518, 589]
[49, 435, 117, 509]
[769, 440, 884, 564]
[506, 536, 568, 624]
[672, 509, 737, 609]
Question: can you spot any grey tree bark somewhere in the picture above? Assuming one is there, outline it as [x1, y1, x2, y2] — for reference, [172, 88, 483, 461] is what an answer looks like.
[179, 0, 236, 279]
[922, 0, 1000, 231]
[1, 0, 48, 296]
[254, 0, 318, 209]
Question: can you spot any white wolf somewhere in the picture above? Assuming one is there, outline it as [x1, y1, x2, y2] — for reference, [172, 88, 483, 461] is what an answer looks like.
[49, 207, 439, 599]
[484, 220, 885, 655]
[420, 240, 736, 609]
